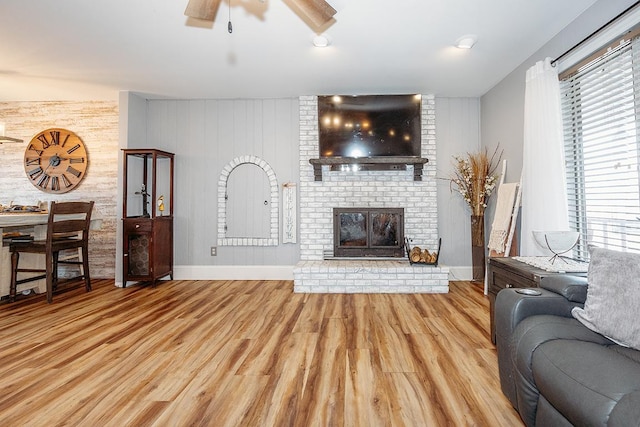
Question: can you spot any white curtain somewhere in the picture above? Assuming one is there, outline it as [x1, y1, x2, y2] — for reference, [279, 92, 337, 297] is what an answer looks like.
[521, 57, 569, 256]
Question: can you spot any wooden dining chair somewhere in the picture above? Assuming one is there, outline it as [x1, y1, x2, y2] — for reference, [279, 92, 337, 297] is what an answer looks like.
[9, 201, 94, 303]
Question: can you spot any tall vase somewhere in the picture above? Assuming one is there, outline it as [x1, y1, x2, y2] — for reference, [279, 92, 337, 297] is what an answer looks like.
[471, 214, 485, 282]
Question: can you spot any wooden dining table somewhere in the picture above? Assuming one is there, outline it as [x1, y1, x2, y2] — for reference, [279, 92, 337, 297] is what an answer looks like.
[0, 211, 102, 298]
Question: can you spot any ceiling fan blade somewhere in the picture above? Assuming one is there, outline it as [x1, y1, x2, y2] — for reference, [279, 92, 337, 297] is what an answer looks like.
[289, 0, 337, 28]
[184, 0, 222, 21]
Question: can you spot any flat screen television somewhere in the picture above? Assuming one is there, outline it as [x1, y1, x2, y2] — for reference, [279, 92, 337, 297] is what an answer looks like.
[318, 94, 422, 158]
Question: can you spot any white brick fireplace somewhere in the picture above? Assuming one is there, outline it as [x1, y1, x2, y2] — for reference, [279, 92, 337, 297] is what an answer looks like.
[294, 95, 449, 293]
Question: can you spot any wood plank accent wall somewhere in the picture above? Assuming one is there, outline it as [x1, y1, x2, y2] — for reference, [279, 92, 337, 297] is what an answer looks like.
[141, 96, 481, 274]
[0, 101, 118, 278]
[142, 98, 300, 266]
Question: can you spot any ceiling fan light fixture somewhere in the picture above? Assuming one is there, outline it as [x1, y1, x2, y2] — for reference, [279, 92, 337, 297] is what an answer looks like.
[456, 35, 477, 49]
[313, 34, 330, 48]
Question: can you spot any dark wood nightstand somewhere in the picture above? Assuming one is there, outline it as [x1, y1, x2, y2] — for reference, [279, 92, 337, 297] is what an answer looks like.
[488, 257, 587, 343]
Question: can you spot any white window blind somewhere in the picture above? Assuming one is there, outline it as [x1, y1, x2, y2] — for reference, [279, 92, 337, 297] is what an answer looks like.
[560, 35, 640, 260]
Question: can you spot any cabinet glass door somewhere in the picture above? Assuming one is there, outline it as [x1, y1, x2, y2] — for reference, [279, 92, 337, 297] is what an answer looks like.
[127, 233, 150, 276]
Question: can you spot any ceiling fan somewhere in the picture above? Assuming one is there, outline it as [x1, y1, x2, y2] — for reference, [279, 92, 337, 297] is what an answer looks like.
[184, 0, 337, 30]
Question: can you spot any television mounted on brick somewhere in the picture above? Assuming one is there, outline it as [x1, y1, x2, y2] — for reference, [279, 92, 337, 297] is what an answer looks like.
[318, 94, 422, 161]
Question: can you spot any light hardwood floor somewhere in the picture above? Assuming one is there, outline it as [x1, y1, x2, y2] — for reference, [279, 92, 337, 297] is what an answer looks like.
[0, 279, 522, 426]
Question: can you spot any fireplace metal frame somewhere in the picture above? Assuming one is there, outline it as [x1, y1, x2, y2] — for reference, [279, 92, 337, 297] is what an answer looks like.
[333, 208, 405, 258]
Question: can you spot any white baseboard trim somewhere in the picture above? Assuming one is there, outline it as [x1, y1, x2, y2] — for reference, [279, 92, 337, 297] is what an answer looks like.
[444, 266, 473, 281]
[174, 265, 295, 281]
[117, 265, 469, 283]
[174, 265, 470, 282]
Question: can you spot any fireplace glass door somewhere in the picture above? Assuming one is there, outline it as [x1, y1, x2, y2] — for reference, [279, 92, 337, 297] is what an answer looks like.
[334, 208, 404, 257]
[338, 212, 367, 247]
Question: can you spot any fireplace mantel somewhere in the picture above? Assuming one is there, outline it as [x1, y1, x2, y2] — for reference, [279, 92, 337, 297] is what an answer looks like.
[309, 157, 429, 181]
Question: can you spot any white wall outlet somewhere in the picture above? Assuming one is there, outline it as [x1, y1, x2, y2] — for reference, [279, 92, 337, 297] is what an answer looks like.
[210, 247, 217, 256]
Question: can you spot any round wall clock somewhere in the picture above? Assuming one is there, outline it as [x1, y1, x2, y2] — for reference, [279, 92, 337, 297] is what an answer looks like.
[24, 128, 89, 194]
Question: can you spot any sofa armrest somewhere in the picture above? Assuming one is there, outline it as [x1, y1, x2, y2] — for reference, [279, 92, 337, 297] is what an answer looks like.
[539, 275, 588, 304]
[609, 390, 640, 427]
[512, 315, 615, 427]
[496, 287, 581, 339]
[495, 288, 583, 409]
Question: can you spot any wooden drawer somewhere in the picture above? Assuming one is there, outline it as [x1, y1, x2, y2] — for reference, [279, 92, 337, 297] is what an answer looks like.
[123, 219, 152, 233]
[490, 270, 536, 295]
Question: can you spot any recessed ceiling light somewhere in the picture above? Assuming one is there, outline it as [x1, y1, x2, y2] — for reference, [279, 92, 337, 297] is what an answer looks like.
[313, 34, 330, 48]
[456, 35, 477, 49]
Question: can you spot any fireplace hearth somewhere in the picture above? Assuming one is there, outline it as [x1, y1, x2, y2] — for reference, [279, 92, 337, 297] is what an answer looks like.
[333, 208, 404, 258]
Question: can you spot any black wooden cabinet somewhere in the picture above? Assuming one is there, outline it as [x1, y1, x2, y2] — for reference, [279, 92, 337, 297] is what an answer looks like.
[122, 149, 174, 286]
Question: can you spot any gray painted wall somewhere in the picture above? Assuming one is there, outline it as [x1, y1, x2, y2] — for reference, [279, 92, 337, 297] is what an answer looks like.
[435, 98, 481, 276]
[122, 94, 480, 276]
[132, 97, 301, 267]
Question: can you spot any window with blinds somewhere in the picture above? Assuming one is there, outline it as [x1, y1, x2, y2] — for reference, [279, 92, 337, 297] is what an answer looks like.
[560, 33, 640, 260]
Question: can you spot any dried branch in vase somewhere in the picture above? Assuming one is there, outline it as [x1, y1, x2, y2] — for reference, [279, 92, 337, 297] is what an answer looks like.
[450, 146, 502, 216]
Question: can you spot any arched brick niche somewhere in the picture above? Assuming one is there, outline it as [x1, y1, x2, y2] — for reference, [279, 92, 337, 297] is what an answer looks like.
[217, 155, 279, 246]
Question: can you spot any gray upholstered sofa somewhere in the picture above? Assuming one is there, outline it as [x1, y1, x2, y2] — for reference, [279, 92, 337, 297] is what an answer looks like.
[495, 247, 640, 426]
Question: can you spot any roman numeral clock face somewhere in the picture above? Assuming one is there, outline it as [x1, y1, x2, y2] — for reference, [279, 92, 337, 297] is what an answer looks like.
[24, 128, 89, 194]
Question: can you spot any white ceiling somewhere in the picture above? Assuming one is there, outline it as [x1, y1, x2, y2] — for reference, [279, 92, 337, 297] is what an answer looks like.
[0, 0, 599, 101]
